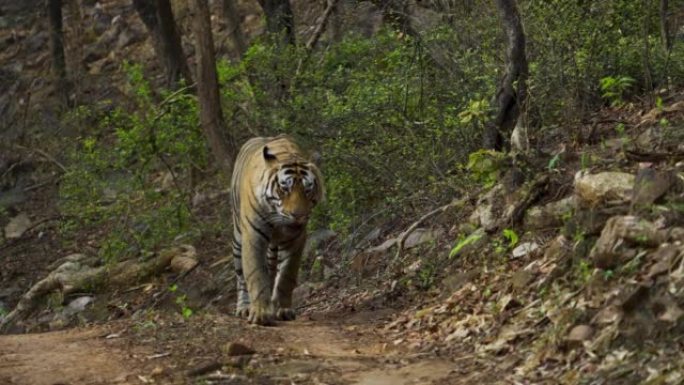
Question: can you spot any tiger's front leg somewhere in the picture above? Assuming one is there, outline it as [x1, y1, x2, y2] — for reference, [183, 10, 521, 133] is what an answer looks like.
[241, 229, 276, 326]
[272, 232, 306, 321]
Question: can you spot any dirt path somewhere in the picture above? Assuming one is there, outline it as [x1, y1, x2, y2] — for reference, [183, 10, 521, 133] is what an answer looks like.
[0, 327, 144, 385]
[0, 313, 458, 385]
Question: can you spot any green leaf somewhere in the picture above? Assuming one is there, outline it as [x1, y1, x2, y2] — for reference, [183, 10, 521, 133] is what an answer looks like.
[502, 228, 518, 248]
[547, 154, 560, 170]
[449, 232, 484, 258]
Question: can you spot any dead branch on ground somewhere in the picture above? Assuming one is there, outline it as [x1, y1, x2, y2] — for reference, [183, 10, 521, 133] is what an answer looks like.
[392, 197, 469, 265]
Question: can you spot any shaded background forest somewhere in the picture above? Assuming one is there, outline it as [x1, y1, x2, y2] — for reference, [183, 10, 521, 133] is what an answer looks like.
[4, 0, 682, 261]
[2, 0, 684, 383]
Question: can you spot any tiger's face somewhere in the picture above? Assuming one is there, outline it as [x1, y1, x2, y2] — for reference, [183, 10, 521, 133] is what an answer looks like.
[262, 146, 323, 226]
[273, 164, 318, 225]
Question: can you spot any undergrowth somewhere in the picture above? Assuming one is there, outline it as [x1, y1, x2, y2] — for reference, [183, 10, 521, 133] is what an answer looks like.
[56, 5, 684, 263]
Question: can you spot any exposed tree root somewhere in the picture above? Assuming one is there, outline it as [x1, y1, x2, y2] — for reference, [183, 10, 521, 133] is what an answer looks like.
[0, 246, 196, 333]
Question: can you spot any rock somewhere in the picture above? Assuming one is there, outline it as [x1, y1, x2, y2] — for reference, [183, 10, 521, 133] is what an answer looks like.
[354, 227, 382, 250]
[525, 196, 576, 229]
[575, 171, 635, 206]
[469, 184, 505, 231]
[170, 256, 198, 274]
[4, 212, 31, 239]
[567, 325, 594, 343]
[403, 227, 445, 249]
[656, 300, 684, 323]
[225, 342, 256, 356]
[631, 166, 673, 207]
[590, 216, 664, 269]
[511, 270, 535, 292]
[544, 235, 571, 261]
[646, 244, 681, 279]
[564, 208, 615, 237]
[115, 27, 143, 49]
[67, 296, 94, 312]
[511, 242, 540, 259]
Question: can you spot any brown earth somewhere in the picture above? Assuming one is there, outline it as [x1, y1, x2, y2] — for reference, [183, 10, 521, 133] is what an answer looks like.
[0, 311, 463, 385]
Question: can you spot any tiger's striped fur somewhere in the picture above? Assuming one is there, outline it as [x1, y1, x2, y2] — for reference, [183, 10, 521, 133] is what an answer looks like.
[230, 135, 324, 325]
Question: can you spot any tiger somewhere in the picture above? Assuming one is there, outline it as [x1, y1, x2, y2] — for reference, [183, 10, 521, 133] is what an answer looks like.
[230, 135, 324, 325]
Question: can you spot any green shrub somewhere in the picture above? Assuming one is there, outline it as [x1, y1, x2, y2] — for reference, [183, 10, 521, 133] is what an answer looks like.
[59, 62, 208, 263]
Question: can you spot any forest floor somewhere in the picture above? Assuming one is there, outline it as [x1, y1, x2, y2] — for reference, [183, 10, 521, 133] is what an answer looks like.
[0, 310, 463, 384]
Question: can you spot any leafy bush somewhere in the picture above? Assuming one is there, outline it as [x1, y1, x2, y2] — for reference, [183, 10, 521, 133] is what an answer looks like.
[59, 63, 209, 263]
[218, 30, 490, 235]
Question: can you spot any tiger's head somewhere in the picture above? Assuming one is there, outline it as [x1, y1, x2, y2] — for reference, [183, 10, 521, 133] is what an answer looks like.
[261, 145, 324, 226]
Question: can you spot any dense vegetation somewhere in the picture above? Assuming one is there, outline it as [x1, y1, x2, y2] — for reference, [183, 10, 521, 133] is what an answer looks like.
[56, 0, 684, 263]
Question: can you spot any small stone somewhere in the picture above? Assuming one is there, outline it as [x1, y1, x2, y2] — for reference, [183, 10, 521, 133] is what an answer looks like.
[567, 325, 594, 342]
[4, 212, 31, 239]
[226, 355, 252, 369]
[225, 342, 255, 356]
[511, 242, 540, 259]
[67, 296, 94, 312]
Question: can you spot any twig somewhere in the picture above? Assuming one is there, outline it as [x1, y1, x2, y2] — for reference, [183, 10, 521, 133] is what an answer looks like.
[157, 82, 197, 111]
[293, 0, 339, 79]
[305, 0, 339, 51]
[625, 149, 684, 162]
[12, 145, 67, 173]
[392, 197, 469, 265]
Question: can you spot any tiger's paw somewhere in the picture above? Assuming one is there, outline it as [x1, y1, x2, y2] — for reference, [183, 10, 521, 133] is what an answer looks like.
[235, 305, 250, 318]
[248, 302, 275, 326]
[276, 307, 296, 321]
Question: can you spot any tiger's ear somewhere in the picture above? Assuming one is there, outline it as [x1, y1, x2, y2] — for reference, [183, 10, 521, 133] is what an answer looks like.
[309, 163, 325, 204]
[263, 146, 277, 162]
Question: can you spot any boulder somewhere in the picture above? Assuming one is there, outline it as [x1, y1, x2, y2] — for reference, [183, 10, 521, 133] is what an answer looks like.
[590, 216, 663, 269]
[631, 166, 673, 207]
[575, 171, 634, 206]
[469, 184, 505, 231]
[525, 196, 576, 229]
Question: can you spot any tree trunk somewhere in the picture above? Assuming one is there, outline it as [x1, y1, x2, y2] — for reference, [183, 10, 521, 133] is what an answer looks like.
[190, 0, 236, 173]
[659, 0, 671, 53]
[156, 0, 193, 86]
[221, 0, 247, 58]
[483, 0, 528, 151]
[132, 0, 192, 88]
[47, 0, 69, 105]
[257, 0, 295, 45]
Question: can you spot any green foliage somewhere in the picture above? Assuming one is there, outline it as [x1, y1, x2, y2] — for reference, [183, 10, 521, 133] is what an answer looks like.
[169, 284, 194, 319]
[449, 231, 484, 258]
[59, 62, 208, 263]
[502, 229, 519, 249]
[547, 153, 561, 171]
[218, 30, 489, 235]
[57, 0, 684, 259]
[466, 150, 505, 188]
[458, 98, 490, 125]
[600, 76, 635, 107]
